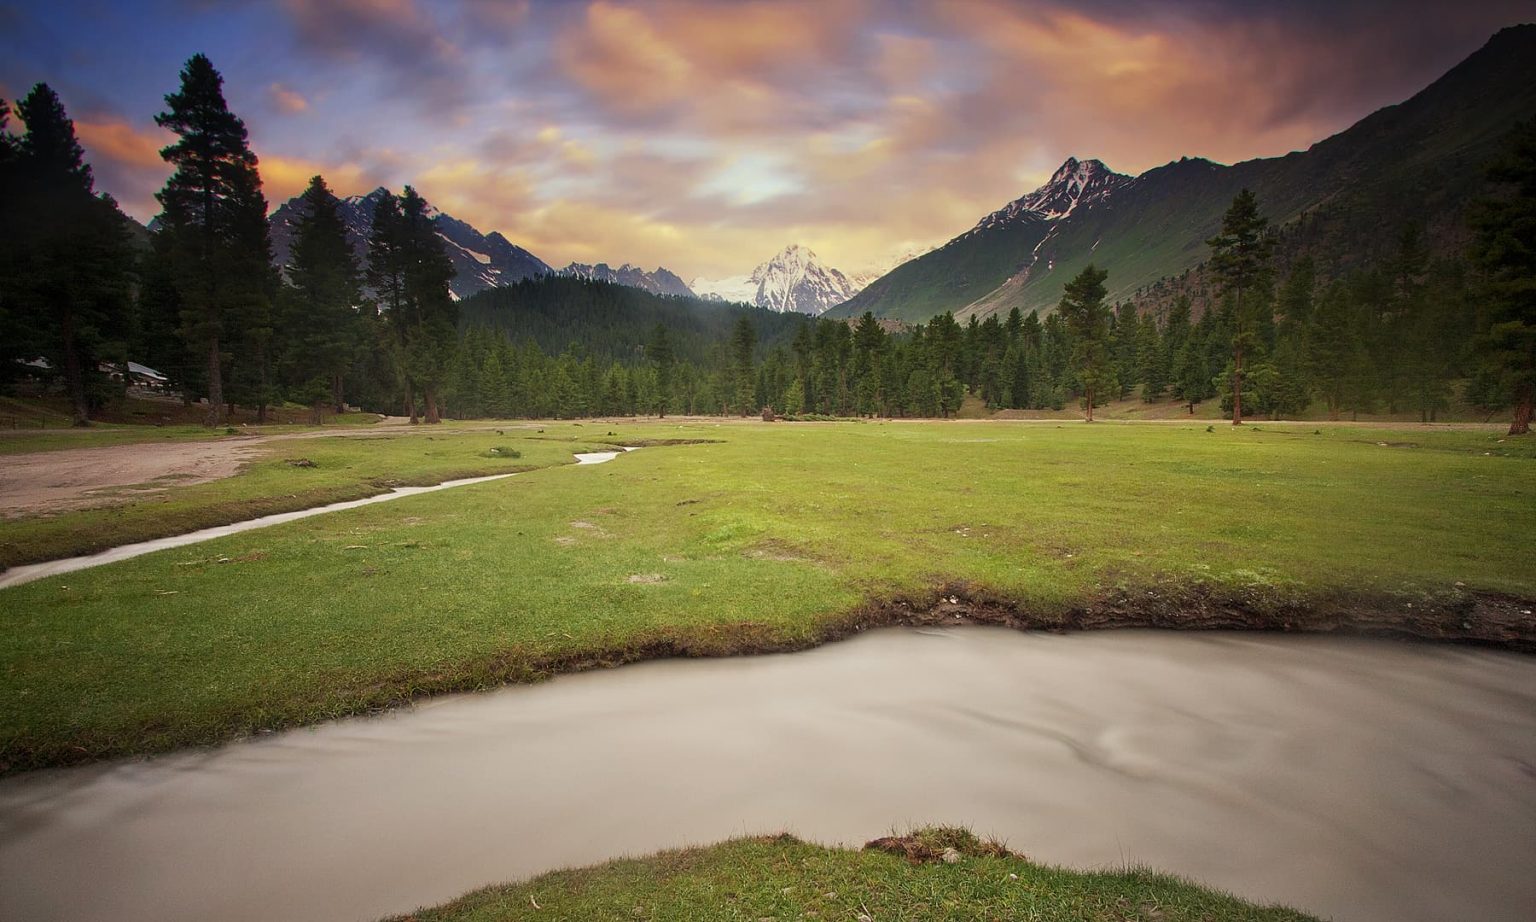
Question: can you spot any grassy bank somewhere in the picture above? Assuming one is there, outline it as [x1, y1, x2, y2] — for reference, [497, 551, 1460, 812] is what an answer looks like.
[1, 420, 1533, 771]
[389, 827, 1318, 922]
[0, 430, 608, 568]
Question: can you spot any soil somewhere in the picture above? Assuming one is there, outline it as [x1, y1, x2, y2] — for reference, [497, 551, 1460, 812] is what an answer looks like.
[0, 440, 266, 518]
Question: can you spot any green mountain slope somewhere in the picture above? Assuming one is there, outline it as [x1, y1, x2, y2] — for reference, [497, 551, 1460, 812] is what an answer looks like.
[830, 217, 1051, 323]
[459, 276, 809, 365]
[836, 23, 1536, 323]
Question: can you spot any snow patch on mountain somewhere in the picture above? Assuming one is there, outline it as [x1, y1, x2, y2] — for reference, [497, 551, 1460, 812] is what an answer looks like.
[692, 244, 862, 314]
[970, 158, 1130, 235]
[270, 187, 550, 301]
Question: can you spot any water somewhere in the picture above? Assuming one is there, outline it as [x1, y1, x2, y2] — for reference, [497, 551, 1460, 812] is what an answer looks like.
[0, 450, 633, 590]
[1, 628, 1532, 922]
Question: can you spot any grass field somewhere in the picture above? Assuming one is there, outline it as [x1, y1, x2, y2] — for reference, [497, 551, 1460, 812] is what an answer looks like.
[1, 419, 1533, 771]
[0, 427, 615, 568]
[390, 827, 1318, 922]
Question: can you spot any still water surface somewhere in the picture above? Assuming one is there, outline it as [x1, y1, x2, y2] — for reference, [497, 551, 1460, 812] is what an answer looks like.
[1, 627, 1532, 922]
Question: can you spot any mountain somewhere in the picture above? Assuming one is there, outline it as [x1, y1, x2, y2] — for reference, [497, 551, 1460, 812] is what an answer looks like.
[829, 24, 1536, 323]
[830, 159, 1127, 321]
[692, 244, 860, 314]
[269, 187, 550, 301]
[559, 262, 695, 298]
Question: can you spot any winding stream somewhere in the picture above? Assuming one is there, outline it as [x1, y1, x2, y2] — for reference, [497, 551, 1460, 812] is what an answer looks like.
[2, 627, 1532, 922]
[0, 449, 631, 590]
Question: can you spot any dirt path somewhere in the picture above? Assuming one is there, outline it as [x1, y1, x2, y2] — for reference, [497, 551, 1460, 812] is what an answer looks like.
[0, 440, 268, 518]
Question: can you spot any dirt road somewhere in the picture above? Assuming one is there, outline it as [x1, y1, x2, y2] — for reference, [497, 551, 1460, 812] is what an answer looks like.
[0, 420, 539, 519]
[0, 440, 267, 518]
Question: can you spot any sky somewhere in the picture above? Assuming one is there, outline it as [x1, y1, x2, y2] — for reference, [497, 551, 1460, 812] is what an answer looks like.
[1, 0, 1531, 280]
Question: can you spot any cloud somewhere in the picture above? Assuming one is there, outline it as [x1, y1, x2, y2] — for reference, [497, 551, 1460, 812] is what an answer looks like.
[26, 0, 1533, 281]
[268, 83, 309, 114]
[276, 0, 469, 115]
[554, 0, 874, 133]
[74, 118, 174, 218]
[258, 152, 381, 206]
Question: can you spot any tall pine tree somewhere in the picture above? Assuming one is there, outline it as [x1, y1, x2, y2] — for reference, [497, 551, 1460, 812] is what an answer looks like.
[1057, 265, 1113, 422]
[1471, 119, 1536, 435]
[1207, 189, 1274, 425]
[281, 175, 361, 413]
[154, 54, 272, 426]
[4, 84, 134, 425]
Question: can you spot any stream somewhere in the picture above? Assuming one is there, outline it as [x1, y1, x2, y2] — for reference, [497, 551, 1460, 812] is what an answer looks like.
[1, 627, 1532, 922]
[0, 449, 631, 590]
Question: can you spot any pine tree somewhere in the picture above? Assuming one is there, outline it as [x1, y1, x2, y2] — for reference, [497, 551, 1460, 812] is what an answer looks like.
[366, 190, 414, 419]
[646, 323, 674, 416]
[398, 187, 456, 423]
[1309, 282, 1359, 419]
[1137, 313, 1167, 401]
[1470, 119, 1536, 434]
[1057, 265, 1114, 421]
[281, 175, 361, 413]
[852, 312, 885, 416]
[1207, 189, 1275, 425]
[4, 84, 134, 425]
[154, 54, 272, 426]
[730, 314, 756, 415]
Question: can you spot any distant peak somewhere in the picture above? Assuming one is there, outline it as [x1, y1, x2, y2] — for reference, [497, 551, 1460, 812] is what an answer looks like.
[1050, 157, 1081, 182]
[971, 157, 1129, 232]
[1048, 157, 1112, 184]
[772, 243, 822, 265]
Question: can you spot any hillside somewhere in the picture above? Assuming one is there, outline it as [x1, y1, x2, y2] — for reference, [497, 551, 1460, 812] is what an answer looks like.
[830, 24, 1536, 323]
[457, 275, 812, 365]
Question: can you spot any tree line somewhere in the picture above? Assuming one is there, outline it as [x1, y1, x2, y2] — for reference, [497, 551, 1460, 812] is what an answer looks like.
[1, 55, 1532, 433]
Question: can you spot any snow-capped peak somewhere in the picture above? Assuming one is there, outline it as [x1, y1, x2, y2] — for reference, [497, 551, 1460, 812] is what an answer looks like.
[972, 157, 1130, 232]
[693, 244, 860, 315]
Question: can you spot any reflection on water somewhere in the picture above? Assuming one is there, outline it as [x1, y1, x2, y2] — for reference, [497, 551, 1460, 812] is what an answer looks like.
[1, 628, 1532, 922]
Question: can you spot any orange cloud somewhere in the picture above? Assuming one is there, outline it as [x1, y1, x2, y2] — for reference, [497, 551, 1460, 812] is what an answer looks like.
[937, 0, 1344, 170]
[555, 0, 866, 131]
[76, 118, 172, 170]
[258, 153, 380, 205]
[269, 83, 310, 114]
[73, 118, 174, 218]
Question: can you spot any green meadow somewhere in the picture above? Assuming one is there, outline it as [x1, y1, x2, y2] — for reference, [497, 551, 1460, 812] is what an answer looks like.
[0, 424, 607, 568]
[389, 829, 1318, 922]
[1, 419, 1533, 772]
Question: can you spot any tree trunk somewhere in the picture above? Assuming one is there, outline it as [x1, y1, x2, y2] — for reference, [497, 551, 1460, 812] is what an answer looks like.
[205, 332, 224, 427]
[1231, 345, 1244, 425]
[332, 372, 345, 414]
[60, 304, 89, 427]
[1085, 385, 1094, 422]
[405, 379, 418, 424]
[1511, 390, 1533, 436]
[256, 353, 270, 424]
[424, 385, 442, 424]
